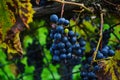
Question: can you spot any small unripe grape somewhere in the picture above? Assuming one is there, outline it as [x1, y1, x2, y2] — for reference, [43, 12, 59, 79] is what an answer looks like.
[64, 28, 69, 34]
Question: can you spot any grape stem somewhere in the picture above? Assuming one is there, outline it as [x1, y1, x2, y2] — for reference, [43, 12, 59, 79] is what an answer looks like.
[61, 0, 65, 18]
[92, 12, 104, 62]
[52, 0, 92, 12]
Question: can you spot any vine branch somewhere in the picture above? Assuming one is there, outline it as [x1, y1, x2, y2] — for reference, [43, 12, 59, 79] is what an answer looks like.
[52, 0, 92, 12]
[92, 12, 104, 62]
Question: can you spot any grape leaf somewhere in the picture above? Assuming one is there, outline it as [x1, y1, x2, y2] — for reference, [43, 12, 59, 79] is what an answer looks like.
[97, 50, 120, 80]
[0, 0, 34, 55]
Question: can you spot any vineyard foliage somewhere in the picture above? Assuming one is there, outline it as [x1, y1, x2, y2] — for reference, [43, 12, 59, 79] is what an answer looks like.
[0, 0, 120, 80]
[0, 0, 34, 55]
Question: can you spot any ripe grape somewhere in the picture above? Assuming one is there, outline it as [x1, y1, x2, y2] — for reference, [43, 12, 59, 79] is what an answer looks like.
[50, 14, 58, 22]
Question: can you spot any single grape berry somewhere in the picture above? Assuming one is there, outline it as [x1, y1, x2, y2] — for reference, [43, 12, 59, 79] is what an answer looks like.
[71, 37, 77, 43]
[108, 50, 115, 56]
[64, 28, 69, 34]
[62, 36, 68, 42]
[101, 48, 108, 57]
[68, 31, 74, 37]
[96, 51, 104, 59]
[60, 54, 66, 59]
[88, 72, 96, 78]
[58, 42, 65, 48]
[58, 18, 65, 24]
[56, 26, 64, 33]
[80, 40, 86, 47]
[54, 50, 60, 55]
[64, 20, 69, 26]
[54, 33, 61, 39]
[50, 14, 58, 22]
[53, 55, 60, 61]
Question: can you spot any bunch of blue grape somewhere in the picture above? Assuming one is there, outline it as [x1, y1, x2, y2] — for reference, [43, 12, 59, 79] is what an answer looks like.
[80, 45, 115, 80]
[26, 38, 44, 80]
[49, 14, 86, 64]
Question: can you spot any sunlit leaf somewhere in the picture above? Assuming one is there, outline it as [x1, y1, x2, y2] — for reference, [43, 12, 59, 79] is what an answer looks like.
[97, 51, 120, 80]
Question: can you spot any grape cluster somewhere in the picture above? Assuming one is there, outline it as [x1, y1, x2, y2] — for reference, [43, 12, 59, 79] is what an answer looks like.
[26, 39, 43, 80]
[49, 14, 86, 64]
[96, 46, 115, 59]
[80, 45, 115, 80]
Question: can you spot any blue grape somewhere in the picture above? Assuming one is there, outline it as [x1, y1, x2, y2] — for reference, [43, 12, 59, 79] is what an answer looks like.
[76, 49, 82, 55]
[67, 47, 72, 53]
[75, 43, 80, 49]
[81, 47, 86, 51]
[67, 53, 72, 59]
[96, 51, 104, 59]
[66, 41, 72, 48]
[58, 42, 65, 48]
[94, 65, 100, 71]
[64, 20, 69, 26]
[108, 50, 115, 56]
[52, 43, 56, 49]
[101, 48, 108, 57]
[88, 72, 96, 78]
[81, 72, 87, 77]
[71, 37, 77, 43]
[50, 14, 58, 22]
[60, 54, 66, 59]
[56, 25, 64, 33]
[58, 18, 65, 24]
[80, 40, 86, 47]
[54, 50, 60, 55]
[60, 48, 66, 53]
[54, 33, 61, 39]
[62, 36, 68, 42]
[53, 55, 60, 62]
[68, 31, 74, 37]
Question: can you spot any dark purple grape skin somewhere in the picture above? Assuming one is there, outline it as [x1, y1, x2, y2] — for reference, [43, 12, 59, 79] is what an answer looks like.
[81, 72, 87, 77]
[101, 48, 108, 57]
[68, 31, 74, 37]
[96, 51, 104, 59]
[58, 42, 65, 48]
[56, 26, 64, 33]
[60, 54, 66, 59]
[62, 36, 68, 43]
[53, 55, 60, 62]
[75, 43, 80, 49]
[64, 20, 69, 26]
[108, 50, 115, 56]
[54, 33, 61, 39]
[80, 40, 86, 47]
[50, 14, 58, 22]
[76, 49, 82, 55]
[60, 48, 66, 53]
[66, 41, 72, 48]
[58, 18, 65, 24]
[88, 72, 96, 78]
[54, 50, 60, 55]
[67, 53, 72, 59]
[94, 65, 100, 71]
[67, 47, 72, 53]
[71, 37, 77, 43]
